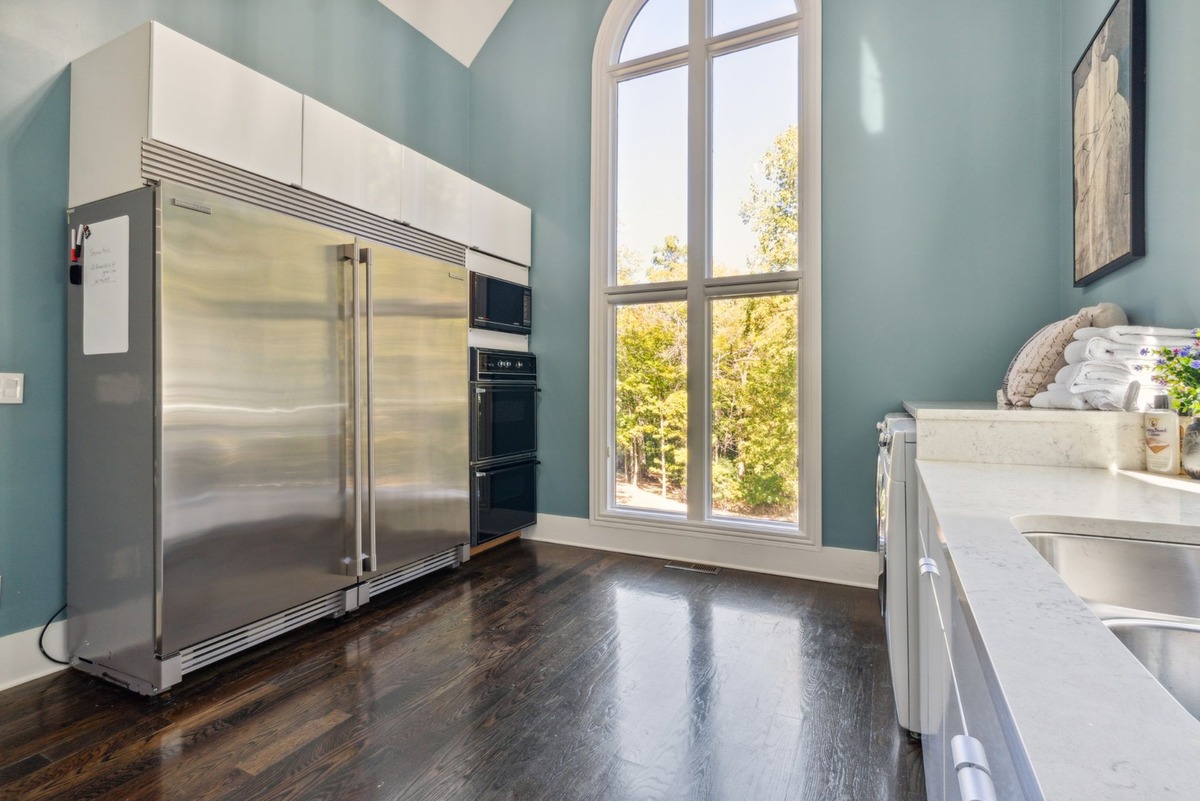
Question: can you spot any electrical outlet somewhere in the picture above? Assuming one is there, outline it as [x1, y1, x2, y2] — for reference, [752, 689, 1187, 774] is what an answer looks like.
[0, 373, 23, 404]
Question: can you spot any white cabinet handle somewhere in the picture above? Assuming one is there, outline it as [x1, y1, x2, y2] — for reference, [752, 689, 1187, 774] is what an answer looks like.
[952, 734, 998, 801]
[918, 556, 939, 576]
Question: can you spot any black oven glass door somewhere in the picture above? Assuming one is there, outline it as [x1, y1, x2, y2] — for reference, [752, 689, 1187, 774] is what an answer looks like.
[473, 459, 539, 544]
[473, 383, 537, 463]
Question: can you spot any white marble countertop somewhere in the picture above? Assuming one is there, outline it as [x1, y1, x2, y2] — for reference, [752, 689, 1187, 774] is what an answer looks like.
[917, 460, 1200, 800]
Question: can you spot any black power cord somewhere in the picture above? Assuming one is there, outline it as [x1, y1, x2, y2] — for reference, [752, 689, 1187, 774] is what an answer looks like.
[39, 604, 69, 665]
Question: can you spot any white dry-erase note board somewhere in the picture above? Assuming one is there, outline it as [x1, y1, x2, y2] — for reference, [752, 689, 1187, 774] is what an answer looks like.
[82, 215, 130, 355]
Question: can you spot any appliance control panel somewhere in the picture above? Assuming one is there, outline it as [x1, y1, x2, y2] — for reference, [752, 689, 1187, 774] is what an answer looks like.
[471, 348, 537, 382]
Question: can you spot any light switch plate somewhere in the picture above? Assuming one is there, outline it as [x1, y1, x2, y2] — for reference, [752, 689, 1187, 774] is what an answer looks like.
[0, 373, 24, 404]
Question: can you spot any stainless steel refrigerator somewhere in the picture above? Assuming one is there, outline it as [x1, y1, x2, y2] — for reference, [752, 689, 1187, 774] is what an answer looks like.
[66, 182, 468, 694]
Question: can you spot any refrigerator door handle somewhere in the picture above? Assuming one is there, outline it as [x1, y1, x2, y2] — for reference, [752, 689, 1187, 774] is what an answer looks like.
[363, 246, 377, 574]
[342, 242, 365, 577]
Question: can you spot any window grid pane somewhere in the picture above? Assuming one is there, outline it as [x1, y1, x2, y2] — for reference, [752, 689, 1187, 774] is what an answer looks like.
[711, 36, 799, 278]
[619, 0, 688, 62]
[712, 0, 798, 37]
[709, 294, 798, 523]
[616, 67, 689, 286]
[614, 301, 688, 514]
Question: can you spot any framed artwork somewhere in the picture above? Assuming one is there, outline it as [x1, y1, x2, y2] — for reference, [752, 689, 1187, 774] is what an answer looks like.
[1071, 0, 1146, 287]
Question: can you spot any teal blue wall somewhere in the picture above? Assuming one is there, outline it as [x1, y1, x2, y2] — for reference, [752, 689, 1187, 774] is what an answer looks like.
[470, 0, 1063, 550]
[469, 0, 610, 520]
[822, 0, 1061, 548]
[1060, 0, 1200, 327]
[0, 1, 468, 639]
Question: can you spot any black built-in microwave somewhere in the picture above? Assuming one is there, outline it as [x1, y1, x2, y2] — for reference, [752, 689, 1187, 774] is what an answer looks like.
[470, 273, 531, 335]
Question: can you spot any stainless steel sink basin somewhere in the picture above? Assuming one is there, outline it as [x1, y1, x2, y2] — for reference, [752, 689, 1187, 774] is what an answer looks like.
[1105, 619, 1200, 720]
[1024, 532, 1200, 620]
[1025, 532, 1200, 720]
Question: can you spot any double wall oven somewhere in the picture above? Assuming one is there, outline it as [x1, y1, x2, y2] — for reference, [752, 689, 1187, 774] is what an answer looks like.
[470, 348, 538, 545]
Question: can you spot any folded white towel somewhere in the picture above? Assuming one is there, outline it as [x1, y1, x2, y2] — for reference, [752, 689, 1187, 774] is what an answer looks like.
[1064, 337, 1156, 364]
[1055, 361, 1135, 388]
[1090, 391, 1130, 411]
[1031, 389, 1092, 410]
[1035, 384, 1131, 411]
[1074, 325, 1198, 349]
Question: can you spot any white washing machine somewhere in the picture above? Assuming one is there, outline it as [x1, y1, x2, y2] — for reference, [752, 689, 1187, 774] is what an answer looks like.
[876, 412, 921, 735]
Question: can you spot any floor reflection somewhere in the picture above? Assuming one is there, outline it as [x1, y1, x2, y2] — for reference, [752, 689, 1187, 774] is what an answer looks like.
[610, 581, 806, 799]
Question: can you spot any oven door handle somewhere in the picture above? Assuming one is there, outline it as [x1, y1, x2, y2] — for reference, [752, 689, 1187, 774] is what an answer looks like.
[475, 459, 541, 478]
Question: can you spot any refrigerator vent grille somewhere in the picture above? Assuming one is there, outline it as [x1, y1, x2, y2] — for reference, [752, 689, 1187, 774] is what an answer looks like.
[140, 139, 468, 267]
[176, 548, 461, 675]
[178, 592, 346, 675]
[366, 548, 460, 598]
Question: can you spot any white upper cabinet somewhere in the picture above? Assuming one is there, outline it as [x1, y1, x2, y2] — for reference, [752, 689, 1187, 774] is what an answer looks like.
[69, 22, 532, 261]
[400, 149, 470, 245]
[470, 182, 532, 266]
[69, 22, 303, 207]
[301, 98, 405, 221]
[150, 26, 302, 188]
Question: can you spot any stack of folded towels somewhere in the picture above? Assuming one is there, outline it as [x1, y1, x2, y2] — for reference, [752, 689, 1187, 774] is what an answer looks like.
[1032, 326, 1199, 410]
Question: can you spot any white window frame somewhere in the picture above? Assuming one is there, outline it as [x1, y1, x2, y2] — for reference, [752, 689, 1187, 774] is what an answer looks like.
[589, 0, 822, 546]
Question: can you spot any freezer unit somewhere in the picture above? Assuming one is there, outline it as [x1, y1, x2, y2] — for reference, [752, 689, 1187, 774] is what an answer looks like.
[66, 182, 468, 693]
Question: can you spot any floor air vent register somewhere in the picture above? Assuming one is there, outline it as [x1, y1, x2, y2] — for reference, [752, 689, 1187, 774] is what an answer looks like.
[664, 561, 721, 575]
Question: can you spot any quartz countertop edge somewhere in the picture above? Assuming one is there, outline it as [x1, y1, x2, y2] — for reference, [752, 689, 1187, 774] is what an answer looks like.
[903, 400, 1142, 423]
[916, 459, 1200, 801]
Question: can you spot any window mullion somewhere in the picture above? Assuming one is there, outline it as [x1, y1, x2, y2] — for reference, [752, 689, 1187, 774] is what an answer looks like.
[684, 0, 709, 524]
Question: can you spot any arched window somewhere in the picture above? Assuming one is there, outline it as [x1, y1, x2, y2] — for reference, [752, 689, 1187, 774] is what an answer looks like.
[590, 0, 821, 541]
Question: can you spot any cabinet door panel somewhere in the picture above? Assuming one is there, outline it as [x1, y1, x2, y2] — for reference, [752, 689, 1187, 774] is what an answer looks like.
[470, 181, 532, 265]
[151, 25, 302, 186]
[401, 149, 470, 244]
[302, 98, 405, 221]
[950, 589, 1028, 800]
[921, 568, 949, 801]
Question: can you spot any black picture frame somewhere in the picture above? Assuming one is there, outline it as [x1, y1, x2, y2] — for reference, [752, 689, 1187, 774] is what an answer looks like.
[1071, 0, 1146, 287]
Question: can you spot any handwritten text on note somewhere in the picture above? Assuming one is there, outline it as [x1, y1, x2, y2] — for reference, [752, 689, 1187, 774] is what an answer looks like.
[82, 215, 130, 355]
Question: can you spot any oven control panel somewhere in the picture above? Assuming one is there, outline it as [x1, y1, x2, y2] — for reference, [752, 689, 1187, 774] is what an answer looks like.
[471, 347, 537, 382]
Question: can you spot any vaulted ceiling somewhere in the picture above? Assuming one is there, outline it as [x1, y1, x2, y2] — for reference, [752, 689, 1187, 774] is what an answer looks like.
[376, 0, 515, 67]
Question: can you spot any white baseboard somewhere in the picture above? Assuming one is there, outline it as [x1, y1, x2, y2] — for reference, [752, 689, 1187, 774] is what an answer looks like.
[0, 620, 69, 692]
[525, 514, 877, 588]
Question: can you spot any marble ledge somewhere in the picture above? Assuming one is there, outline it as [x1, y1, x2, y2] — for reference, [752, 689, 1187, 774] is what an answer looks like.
[902, 401, 1145, 470]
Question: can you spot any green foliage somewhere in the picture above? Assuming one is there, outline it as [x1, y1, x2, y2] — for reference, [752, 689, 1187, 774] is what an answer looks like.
[615, 301, 688, 498]
[711, 294, 798, 517]
[739, 124, 799, 274]
[1148, 333, 1200, 416]
[615, 124, 800, 519]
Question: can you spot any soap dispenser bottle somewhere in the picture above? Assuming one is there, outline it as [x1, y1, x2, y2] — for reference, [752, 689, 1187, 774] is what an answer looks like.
[1145, 394, 1180, 474]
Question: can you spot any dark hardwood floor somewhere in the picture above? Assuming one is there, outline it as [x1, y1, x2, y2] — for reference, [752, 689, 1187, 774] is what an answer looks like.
[0, 541, 924, 800]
